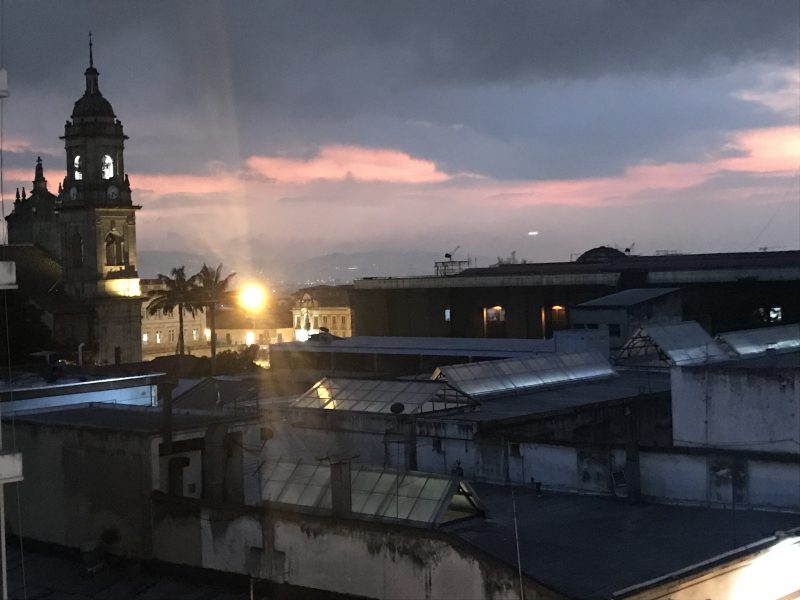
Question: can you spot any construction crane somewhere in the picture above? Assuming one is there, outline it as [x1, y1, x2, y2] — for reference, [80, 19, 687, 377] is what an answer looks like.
[444, 245, 460, 260]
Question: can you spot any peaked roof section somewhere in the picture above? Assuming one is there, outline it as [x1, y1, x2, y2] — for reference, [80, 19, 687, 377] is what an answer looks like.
[292, 377, 477, 414]
[716, 323, 800, 357]
[577, 287, 679, 308]
[617, 321, 728, 366]
[260, 460, 482, 527]
[434, 351, 615, 398]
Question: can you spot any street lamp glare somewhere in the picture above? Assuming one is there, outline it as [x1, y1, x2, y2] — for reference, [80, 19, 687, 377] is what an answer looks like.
[238, 283, 267, 314]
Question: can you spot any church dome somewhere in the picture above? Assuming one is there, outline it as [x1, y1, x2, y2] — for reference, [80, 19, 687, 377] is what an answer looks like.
[71, 65, 115, 119]
[575, 246, 627, 264]
[72, 93, 115, 119]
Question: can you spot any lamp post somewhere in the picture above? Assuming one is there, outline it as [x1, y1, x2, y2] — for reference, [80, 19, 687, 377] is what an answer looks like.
[238, 283, 267, 346]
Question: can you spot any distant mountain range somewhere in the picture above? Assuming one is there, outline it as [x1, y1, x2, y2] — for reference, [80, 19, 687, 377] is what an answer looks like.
[139, 249, 492, 289]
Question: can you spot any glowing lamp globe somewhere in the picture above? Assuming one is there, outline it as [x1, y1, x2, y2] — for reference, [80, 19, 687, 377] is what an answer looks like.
[238, 283, 267, 314]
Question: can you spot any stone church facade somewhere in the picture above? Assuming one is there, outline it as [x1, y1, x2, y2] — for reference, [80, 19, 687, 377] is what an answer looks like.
[5, 49, 142, 364]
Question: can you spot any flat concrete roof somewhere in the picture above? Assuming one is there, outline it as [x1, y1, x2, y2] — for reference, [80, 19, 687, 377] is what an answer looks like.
[8, 403, 257, 435]
[445, 484, 800, 599]
[0, 372, 163, 399]
[354, 250, 800, 289]
[271, 336, 554, 358]
[6, 543, 250, 599]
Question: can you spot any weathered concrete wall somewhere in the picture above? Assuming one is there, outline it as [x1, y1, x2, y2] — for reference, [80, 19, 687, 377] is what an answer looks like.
[152, 496, 564, 600]
[640, 452, 707, 504]
[4, 422, 153, 556]
[476, 439, 800, 511]
[672, 366, 800, 454]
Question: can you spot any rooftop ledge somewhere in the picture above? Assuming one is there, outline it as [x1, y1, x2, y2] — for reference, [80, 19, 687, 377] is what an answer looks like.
[0, 452, 23, 484]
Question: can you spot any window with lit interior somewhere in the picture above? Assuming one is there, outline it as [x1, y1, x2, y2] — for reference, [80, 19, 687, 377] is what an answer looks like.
[73, 155, 82, 180]
[101, 154, 114, 179]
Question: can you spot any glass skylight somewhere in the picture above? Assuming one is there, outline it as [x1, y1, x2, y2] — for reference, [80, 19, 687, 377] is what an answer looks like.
[292, 377, 476, 414]
[259, 460, 481, 527]
[434, 351, 615, 398]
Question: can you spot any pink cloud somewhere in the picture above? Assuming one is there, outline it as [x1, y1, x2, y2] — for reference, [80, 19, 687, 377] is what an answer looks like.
[459, 126, 799, 208]
[130, 172, 245, 195]
[246, 145, 449, 184]
[717, 126, 800, 173]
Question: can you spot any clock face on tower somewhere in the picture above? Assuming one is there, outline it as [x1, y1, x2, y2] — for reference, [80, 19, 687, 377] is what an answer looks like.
[107, 185, 120, 200]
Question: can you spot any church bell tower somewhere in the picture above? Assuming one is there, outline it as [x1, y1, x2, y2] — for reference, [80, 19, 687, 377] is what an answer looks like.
[57, 36, 142, 363]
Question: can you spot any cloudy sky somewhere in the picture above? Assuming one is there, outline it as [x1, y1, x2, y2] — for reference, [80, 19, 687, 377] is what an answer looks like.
[2, 1, 798, 279]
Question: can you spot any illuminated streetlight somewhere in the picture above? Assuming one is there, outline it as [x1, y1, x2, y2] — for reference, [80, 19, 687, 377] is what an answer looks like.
[238, 283, 268, 347]
[238, 283, 267, 314]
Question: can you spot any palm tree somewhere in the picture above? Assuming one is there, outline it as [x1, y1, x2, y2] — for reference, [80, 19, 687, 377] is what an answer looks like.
[191, 263, 236, 373]
[146, 266, 202, 356]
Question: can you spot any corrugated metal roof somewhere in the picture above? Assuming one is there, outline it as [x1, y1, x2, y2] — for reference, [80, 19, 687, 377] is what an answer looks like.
[717, 324, 800, 356]
[577, 288, 679, 308]
[435, 351, 615, 398]
[617, 321, 728, 366]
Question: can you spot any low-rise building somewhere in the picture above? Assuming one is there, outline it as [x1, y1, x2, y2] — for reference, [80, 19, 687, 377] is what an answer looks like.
[291, 290, 352, 340]
[140, 278, 209, 360]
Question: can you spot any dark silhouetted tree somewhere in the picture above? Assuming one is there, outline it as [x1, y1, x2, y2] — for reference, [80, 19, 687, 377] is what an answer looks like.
[146, 266, 202, 356]
[191, 263, 236, 374]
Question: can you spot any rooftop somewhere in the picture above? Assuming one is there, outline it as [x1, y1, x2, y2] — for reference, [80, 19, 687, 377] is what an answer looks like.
[445, 484, 800, 599]
[6, 543, 249, 599]
[0, 371, 162, 395]
[716, 323, 800, 357]
[434, 351, 615, 398]
[8, 403, 258, 435]
[457, 368, 669, 423]
[271, 335, 555, 358]
[576, 287, 679, 308]
[617, 321, 728, 366]
[292, 377, 476, 415]
[460, 250, 800, 276]
[260, 460, 481, 527]
[354, 249, 800, 288]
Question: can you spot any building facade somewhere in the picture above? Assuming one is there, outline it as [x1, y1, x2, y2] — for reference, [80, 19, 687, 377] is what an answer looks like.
[349, 247, 800, 340]
[291, 292, 352, 340]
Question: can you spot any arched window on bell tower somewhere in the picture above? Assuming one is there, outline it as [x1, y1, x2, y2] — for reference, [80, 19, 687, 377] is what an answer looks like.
[105, 221, 125, 266]
[74, 155, 83, 180]
[101, 154, 114, 179]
